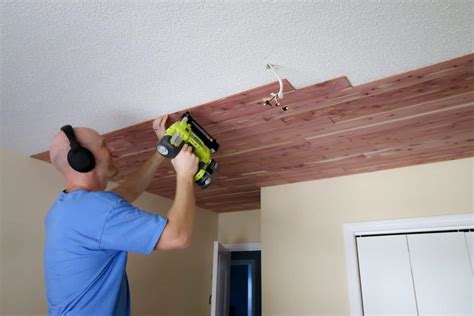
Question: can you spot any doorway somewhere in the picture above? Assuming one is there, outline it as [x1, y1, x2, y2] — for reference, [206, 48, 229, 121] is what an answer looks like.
[229, 251, 261, 316]
[210, 242, 262, 316]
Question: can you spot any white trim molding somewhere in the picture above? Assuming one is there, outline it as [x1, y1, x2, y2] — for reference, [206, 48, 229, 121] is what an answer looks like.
[222, 242, 261, 252]
[343, 213, 474, 316]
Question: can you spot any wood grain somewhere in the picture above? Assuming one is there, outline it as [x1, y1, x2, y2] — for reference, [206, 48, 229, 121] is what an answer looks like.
[32, 54, 474, 212]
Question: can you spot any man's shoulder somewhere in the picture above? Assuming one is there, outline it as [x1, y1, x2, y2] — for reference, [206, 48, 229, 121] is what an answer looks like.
[46, 191, 127, 232]
[63, 190, 126, 210]
[88, 191, 125, 205]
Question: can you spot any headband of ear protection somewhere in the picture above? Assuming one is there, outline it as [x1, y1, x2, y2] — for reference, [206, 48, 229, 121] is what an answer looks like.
[60, 125, 96, 173]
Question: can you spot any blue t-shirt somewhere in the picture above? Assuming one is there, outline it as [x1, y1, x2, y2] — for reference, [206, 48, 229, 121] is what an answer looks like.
[44, 189, 168, 315]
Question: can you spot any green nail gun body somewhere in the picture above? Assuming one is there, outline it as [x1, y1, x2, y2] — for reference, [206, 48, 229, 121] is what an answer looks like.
[157, 112, 219, 188]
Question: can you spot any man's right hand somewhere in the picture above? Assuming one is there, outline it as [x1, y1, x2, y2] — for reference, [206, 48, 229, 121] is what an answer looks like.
[157, 143, 198, 251]
[171, 144, 199, 180]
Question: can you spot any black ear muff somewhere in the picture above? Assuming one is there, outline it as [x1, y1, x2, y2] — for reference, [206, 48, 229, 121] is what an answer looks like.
[61, 125, 96, 173]
[67, 147, 96, 173]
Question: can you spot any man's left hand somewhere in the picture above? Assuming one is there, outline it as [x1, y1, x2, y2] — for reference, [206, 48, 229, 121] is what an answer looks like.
[153, 114, 168, 141]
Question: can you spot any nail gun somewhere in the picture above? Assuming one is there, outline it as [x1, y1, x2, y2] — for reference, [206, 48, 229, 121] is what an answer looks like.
[157, 112, 219, 188]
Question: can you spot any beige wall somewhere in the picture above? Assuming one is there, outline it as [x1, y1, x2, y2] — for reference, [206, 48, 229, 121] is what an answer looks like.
[218, 209, 261, 244]
[261, 158, 473, 316]
[3, 147, 472, 316]
[0, 148, 217, 316]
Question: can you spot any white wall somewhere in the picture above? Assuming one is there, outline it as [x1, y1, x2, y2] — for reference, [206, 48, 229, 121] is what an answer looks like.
[261, 158, 473, 316]
[0, 148, 217, 315]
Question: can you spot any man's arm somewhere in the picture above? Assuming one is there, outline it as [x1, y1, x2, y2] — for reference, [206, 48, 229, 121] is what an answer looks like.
[156, 144, 198, 250]
[112, 152, 164, 203]
[111, 115, 168, 203]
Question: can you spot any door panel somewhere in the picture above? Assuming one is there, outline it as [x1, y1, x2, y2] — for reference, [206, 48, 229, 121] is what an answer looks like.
[408, 232, 472, 315]
[211, 241, 231, 316]
[357, 235, 418, 315]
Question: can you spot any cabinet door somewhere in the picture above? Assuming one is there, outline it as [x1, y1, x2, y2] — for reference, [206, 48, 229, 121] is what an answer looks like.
[465, 232, 473, 271]
[357, 235, 418, 316]
[408, 232, 472, 316]
[465, 232, 474, 314]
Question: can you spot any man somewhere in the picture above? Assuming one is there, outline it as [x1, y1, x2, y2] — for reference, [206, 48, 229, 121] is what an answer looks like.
[44, 115, 199, 315]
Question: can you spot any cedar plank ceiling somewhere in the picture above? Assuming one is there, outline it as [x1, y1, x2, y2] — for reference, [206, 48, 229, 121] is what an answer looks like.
[32, 54, 474, 212]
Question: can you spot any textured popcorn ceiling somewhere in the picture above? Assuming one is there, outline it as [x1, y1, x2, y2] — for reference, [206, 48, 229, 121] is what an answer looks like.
[1, 1, 473, 154]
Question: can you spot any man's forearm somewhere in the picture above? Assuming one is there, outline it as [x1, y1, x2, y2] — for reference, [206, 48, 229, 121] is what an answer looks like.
[167, 175, 195, 243]
[112, 152, 164, 202]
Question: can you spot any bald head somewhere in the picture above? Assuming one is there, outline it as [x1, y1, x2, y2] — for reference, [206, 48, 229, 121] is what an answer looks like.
[49, 126, 118, 190]
[49, 127, 104, 175]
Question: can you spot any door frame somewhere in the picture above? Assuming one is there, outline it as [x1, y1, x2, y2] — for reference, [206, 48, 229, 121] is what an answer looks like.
[343, 213, 473, 316]
[223, 242, 261, 252]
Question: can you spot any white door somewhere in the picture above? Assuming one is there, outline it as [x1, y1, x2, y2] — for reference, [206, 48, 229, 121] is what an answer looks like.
[210, 241, 231, 316]
[465, 231, 473, 271]
[357, 235, 418, 315]
[408, 232, 472, 316]
[465, 231, 474, 314]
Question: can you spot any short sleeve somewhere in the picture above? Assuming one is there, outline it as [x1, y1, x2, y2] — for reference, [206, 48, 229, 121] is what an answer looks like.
[99, 199, 168, 255]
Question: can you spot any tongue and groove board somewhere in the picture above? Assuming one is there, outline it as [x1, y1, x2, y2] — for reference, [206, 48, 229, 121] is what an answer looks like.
[32, 54, 474, 213]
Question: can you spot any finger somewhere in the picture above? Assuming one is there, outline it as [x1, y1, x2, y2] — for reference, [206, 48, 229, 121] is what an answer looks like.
[155, 114, 165, 124]
[155, 118, 162, 125]
[160, 115, 168, 129]
[153, 118, 162, 129]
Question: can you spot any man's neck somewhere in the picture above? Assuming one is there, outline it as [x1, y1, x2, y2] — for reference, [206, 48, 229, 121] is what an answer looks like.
[65, 176, 107, 192]
[64, 185, 96, 193]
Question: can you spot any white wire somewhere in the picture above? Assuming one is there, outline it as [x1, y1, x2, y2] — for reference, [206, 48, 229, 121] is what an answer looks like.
[267, 64, 284, 99]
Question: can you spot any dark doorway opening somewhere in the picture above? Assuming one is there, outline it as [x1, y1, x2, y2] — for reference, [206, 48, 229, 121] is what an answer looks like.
[229, 251, 261, 316]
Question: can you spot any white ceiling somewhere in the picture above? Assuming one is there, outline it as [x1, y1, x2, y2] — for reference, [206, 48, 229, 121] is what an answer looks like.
[1, 1, 473, 155]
